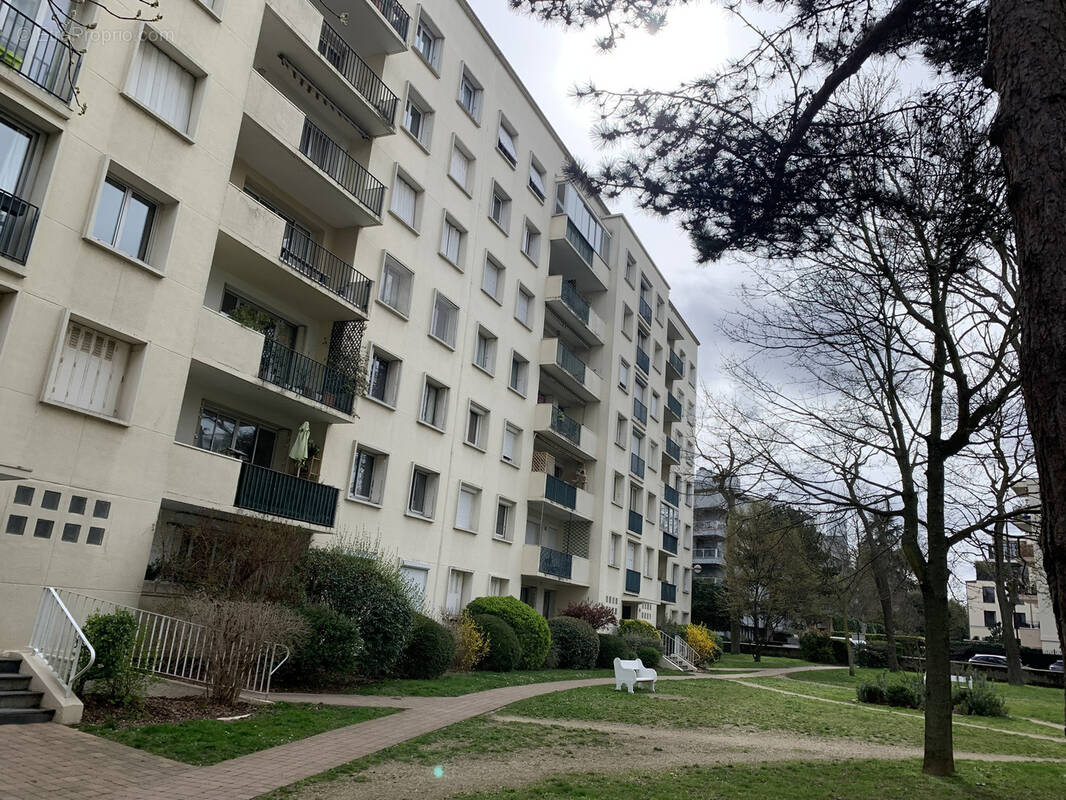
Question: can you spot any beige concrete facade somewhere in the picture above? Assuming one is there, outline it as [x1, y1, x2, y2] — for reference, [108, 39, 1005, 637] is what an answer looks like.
[0, 0, 699, 647]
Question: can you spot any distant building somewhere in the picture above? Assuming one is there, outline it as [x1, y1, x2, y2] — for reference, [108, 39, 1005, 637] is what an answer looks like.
[692, 468, 730, 584]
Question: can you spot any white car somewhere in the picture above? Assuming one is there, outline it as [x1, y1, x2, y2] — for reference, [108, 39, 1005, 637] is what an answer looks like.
[968, 654, 1008, 667]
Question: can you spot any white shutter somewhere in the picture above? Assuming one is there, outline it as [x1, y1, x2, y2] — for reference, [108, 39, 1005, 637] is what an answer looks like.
[441, 221, 460, 262]
[446, 570, 463, 614]
[49, 322, 130, 417]
[132, 42, 195, 133]
[516, 291, 530, 324]
[456, 487, 476, 529]
[449, 145, 468, 186]
[391, 178, 416, 225]
[401, 566, 428, 605]
[502, 426, 517, 462]
[483, 262, 499, 297]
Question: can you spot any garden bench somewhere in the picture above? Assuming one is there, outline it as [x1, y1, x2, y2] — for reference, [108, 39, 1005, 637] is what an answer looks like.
[614, 657, 657, 693]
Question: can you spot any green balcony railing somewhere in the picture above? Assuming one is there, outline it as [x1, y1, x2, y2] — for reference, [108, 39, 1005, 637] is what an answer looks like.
[539, 547, 573, 579]
[560, 280, 591, 325]
[662, 532, 679, 555]
[630, 453, 645, 479]
[666, 392, 682, 420]
[666, 437, 681, 463]
[259, 338, 354, 415]
[625, 569, 641, 594]
[628, 509, 643, 535]
[635, 346, 650, 375]
[668, 350, 685, 378]
[235, 462, 338, 527]
[633, 397, 648, 426]
[639, 296, 652, 324]
[555, 340, 587, 384]
[661, 581, 677, 603]
[664, 484, 680, 507]
[550, 405, 581, 445]
[545, 474, 577, 509]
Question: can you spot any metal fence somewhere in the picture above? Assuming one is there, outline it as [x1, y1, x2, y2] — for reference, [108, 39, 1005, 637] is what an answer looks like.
[28, 587, 95, 696]
[318, 22, 398, 125]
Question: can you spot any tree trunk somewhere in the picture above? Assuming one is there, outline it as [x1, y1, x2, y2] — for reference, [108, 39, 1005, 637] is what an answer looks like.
[842, 598, 855, 677]
[987, 0, 1066, 735]
[730, 616, 743, 655]
[992, 524, 1026, 685]
[864, 525, 901, 671]
[920, 552, 955, 777]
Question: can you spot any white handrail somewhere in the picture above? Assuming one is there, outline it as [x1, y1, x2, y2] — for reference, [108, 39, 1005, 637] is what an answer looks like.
[658, 628, 699, 669]
[28, 587, 96, 696]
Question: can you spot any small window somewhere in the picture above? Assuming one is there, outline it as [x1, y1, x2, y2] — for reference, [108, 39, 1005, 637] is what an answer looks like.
[430, 291, 459, 348]
[92, 176, 157, 262]
[509, 352, 529, 395]
[609, 533, 621, 567]
[621, 305, 634, 339]
[94, 500, 112, 519]
[656, 296, 665, 323]
[644, 546, 655, 578]
[631, 430, 643, 458]
[13, 486, 33, 505]
[458, 66, 483, 121]
[489, 182, 511, 232]
[650, 392, 660, 420]
[515, 284, 534, 328]
[448, 137, 474, 192]
[414, 12, 443, 71]
[68, 496, 87, 514]
[495, 498, 516, 540]
[379, 254, 413, 317]
[465, 402, 488, 449]
[653, 341, 664, 372]
[33, 519, 52, 539]
[62, 523, 80, 543]
[47, 320, 136, 420]
[408, 466, 440, 518]
[689, 362, 697, 386]
[615, 414, 628, 447]
[489, 575, 509, 595]
[482, 255, 504, 302]
[982, 586, 995, 604]
[612, 472, 625, 506]
[983, 610, 997, 628]
[42, 490, 61, 510]
[87, 527, 106, 546]
[440, 214, 466, 267]
[350, 444, 388, 505]
[497, 115, 518, 167]
[401, 564, 430, 606]
[455, 483, 481, 532]
[522, 220, 541, 261]
[528, 156, 547, 201]
[366, 346, 401, 407]
[501, 424, 521, 465]
[390, 171, 421, 230]
[5, 514, 26, 535]
[420, 376, 449, 430]
[129, 39, 198, 134]
[619, 358, 630, 391]
[625, 253, 636, 286]
[402, 87, 434, 149]
[473, 325, 498, 374]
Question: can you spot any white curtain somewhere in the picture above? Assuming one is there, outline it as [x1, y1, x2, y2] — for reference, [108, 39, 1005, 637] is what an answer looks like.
[391, 178, 416, 225]
[456, 487, 476, 529]
[131, 42, 195, 133]
[449, 145, 469, 186]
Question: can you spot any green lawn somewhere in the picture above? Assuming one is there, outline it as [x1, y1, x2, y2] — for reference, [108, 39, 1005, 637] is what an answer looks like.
[349, 669, 616, 696]
[709, 653, 824, 670]
[80, 702, 400, 765]
[452, 760, 1066, 800]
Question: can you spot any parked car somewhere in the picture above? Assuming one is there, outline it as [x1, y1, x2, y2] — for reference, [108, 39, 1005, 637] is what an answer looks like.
[1050, 660, 1064, 673]
[968, 654, 1009, 667]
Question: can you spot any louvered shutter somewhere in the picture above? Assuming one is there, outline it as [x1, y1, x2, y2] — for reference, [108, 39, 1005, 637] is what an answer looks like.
[49, 322, 130, 416]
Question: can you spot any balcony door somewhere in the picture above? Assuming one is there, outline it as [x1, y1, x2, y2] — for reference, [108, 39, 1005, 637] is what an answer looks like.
[198, 405, 277, 468]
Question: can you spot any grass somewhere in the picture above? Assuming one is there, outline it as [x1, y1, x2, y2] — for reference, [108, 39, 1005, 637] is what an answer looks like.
[80, 702, 401, 765]
[451, 760, 1066, 800]
[708, 653, 825, 670]
[349, 669, 616, 696]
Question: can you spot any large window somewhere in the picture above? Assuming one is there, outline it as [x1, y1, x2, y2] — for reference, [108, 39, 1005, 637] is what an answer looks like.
[92, 176, 156, 261]
[419, 376, 449, 430]
[366, 346, 401, 407]
[515, 284, 534, 328]
[129, 40, 197, 134]
[408, 466, 439, 518]
[430, 291, 459, 347]
[555, 182, 609, 262]
[197, 405, 276, 467]
[474, 326, 497, 374]
[445, 569, 472, 615]
[440, 214, 464, 266]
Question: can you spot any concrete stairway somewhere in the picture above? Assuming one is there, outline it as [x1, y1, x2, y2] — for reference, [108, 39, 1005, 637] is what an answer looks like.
[0, 656, 54, 724]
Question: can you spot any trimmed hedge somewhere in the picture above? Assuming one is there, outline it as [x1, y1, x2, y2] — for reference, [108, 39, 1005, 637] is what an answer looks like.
[466, 596, 551, 669]
[596, 633, 633, 668]
[397, 614, 456, 679]
[637, 645, 661, 668]
[472, 613, 522, 672]
[278, 604, 363, 689]
[548, 617, 599, 669]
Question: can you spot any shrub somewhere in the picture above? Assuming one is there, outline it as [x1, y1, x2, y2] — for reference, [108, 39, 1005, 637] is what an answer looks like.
[397, 614, 456, 679]
[302, 542, 415, 678]
[449, 610, 488, 672]
[542, 642, 560, 670]
[560, 601, 618, 631]
[856, 680, 886, 705]
[277, 605, 362, 689]
[884, 681, 921, 708]
[465, 596, 551, 669]
[622, 633, 662, 657]
[683, 623, 721, 666]
[829, 638, 850, 665]
[954, 673, 1007, 717]
[856, 643, 889, 669]
[597, 634, 634, 668]
[472, 614, 522, 672]
[637, 645, 661, 668]
[618, 619, 660, 641]
[76, 610, 151, 706]
[547, 617, 599, 669]
[799, 630, 834, 664]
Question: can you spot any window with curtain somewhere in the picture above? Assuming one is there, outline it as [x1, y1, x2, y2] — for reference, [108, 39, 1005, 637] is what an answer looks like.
[440, 217, 462, 263]
[130, 41, 196, 133]
[456, 484, 478, 530]
[391, 175, 417, 227]
[449, 142, 471, 189]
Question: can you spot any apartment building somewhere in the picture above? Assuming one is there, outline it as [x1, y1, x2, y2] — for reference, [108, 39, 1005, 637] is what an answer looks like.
[692, 468, 728, 584]
[0, 0, 699, 647]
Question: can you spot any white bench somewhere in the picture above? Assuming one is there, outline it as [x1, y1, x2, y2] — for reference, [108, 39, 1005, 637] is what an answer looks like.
[614, 657, 658, 693]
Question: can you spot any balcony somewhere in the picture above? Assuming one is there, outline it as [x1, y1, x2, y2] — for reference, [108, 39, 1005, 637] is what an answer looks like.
[0, 2, 81, 103]
[639, 296, 652, 324]
[665, 437, 681, 465]
[534, 403, 598, 461]
[238, 70, 383, 228]
[625, 569, 641, 595]
[664, 484, 680, 507]
[667, 350, 685, 381]
[661, 581, 677, 604]
[628, 510, 643, 535]
[528, 471, 595, 522]
[259, 337, 354, 415]
[539, 338, 602, 403]
[630, 452, 646, 479]
[635, 346, 650, 375]
[521, 544, 591, 586]
[693, 547, 725, 565]
[544, 275, 605, 346]
[666, 392, 682, 422]
[540, 547, 572, 579]
[662, 531, 679, 555]
[265, 0, 407, 61]
[318, 22, 399, 128]
[216, 185, 370, 320]
[549, 214, 609, 293]
[0, 189, 38, 264]
[235, 461, 338, 527]
[633, 397, 648, 426]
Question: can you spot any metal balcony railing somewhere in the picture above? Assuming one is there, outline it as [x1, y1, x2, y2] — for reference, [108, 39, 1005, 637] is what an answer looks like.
[639, 296, 652, 324]
[544, 474, 577, 509]
[318, 22, 399, 125]
[259, 337, 355, 414]
[668, 350, 685, 378]
[662, 532, 679, 555]
[636, 346, 650, 375]
[630, 452, 646, 479]
[299, 118, 385, 216]
[628, 509, 643, 535]
[555, 340, 587, 384]
[564, 217, 595, 266]
[550, 405, 582, 445]
[666, 437, 681, 462]
[560, 279, 591, 324]
[693, 547, 724, 562]
[235, 461, 339, 527]
[633, 397, 648, 426]
[369, 0, 410, 40]
[625, 569, 641, 594]
[0, 1, 81, 103]
[666, 392, 682, 420]
[539, 546, 573, 579]
[281, 224, 372, 311]
[664, 484, 680, 507]
[661, 582, 677, 603]
[0, 189, 38, 263]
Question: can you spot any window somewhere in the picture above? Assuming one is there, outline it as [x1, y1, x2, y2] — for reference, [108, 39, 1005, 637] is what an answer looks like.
[448, 137, 473, 192]
[350, 445, 388, 504]
[983, 610, 997, 628]
[458, 66, 482, 121]
[445, 569, 472, 615]
[47, 320, 136, 420]
[509, 352, 529, 395]
[440, 214, 465, 266]
[653, 342, 664, 373]
[631, 431, 643, 459]
[612, 472, 625, 506]
[615, 414, 628, 447]
[402, 89, 433, 149]
[515, 285, 534, 328]
[528, 156, 547, 201]
[466, 402, 488, 449]
[502, 423, 521, 464]
[689, 363, 697, 385]
[379, 254, 413, 316]
[982, 586, 995, 604]
[419, 376, 449, 430]
[473, 326, 498, 374]
[197, 405, 276, 466]
[650, 392, 660, 420]
[489, 183, 511, 232]
[621, 305, 634, 339]
[482, 256, 504, 301]
[619, 358, 630, 391]
[635, 377, 647, 405]
[646, 492, 657, 521]
[408, 466, 440, 518]
[129, 39, 197, 134]
[683, 524, 692, 549]
[455, 483, 481, 532]
[92, 176, 157, 262]
[390, 172, 420, 229]
[648, 441, 659, 469]
[625, 253, 636, 286]
[430, 291, 459, 347]
[489, 576, 509, 596]
[626, 540, 640, 573]
[522, 220, 541, 261]
[683, 568, 692, 594]
[366, 346, 401, 407]
[413, 13, 442, 71]
[644, 546, 654, 578]
[401, 564, 429, 606]
[497, 116, 518, 166]
[609, 533, 621, 567]
[656, 296, 665, 323]
[495, 498, 516, 540]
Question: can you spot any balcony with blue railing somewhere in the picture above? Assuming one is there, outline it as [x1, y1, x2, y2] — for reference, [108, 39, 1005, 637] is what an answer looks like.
[545, 474, 577, 510]
[628, 509, 643, 535]
[633, 397, 648, 426]
[664, 484, 680, 507]
[0, 2, 81, 103]
[625, 569, 641, 595]
[545, 274, 605, 346]
[280, 224, 372, 313]
[665, 437, 681, 464]
[550, 405, 581, 446]
[318, 21, 399, 128]
[550, 183, 611, 292]
[666, 392, 682, 421]
[667, 350, 685, 380]
[639, 296, 652, 324]
[556, 340, 586, 383]
[235, 461, 338, 527]
[539, 547, 573, 580]
[660, 581, 677, 603]
[635, 346, 650, 375]
[540, 338, 602, 403]
[258, 337, 355, 415]
[561, 280, 591, 324]
[662, 531, 679, 555]
[299, 118, 386, 217]
[630, 452, 646, 479]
